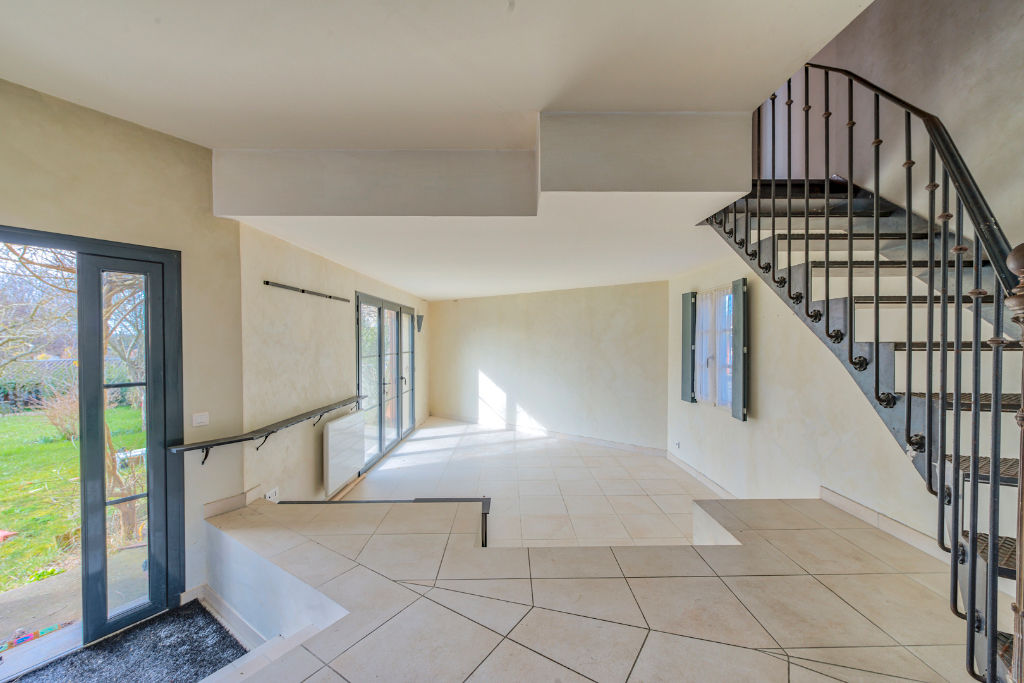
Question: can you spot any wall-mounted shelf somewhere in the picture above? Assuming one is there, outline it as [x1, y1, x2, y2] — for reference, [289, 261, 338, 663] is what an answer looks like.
[168, 395, 362, 464]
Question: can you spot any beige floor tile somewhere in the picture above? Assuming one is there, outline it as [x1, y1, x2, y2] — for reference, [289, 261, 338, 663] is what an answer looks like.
[629, 577, 777, 648]
[758, 529, 896, 574]
[556, 479, 603, 496]
[533, 578, 647, 627]
[579, 537, 635, 546]
[718, 499, 823, 530]
[331, 598, 501, 682]
[519, 467, 556, 480]
[787, 664, 843, 682]
[693, 500, 749, 530]
[229, 524, 309, 558]
[304, 666, 346, 683]
[489, 538, 524, 547]
[608, 495, 662, 515]
[398, 580, 433, 594]
[517, 480, 560, 496]
[355, 533, 449, 581]
[246, 646, 323, 683]
[295, 503, 392, 535]
[453, 502, 484, 533]
[521, 514, 575, 539]
[438, 546, 531, 579]
[636, 479, 688, 495]
[554, 467, 594, 481]
[523, 539, 579, 547]
[834, 527, 948, 573]
[467, 639, 589, 683]
[598, 479, 646, 496]
[447, 532, 481, 550]
[724, 575, 896, 648]
[619, 513, 682, 539]
[650, 494, 694, 514]
[786, 646, 945, 682]
[375, 502, 458, 534]
[905, 572, 949, 598]
[817, 574, 965, 645]
[627, 631, 789, 682]
[782, 499, 873, 529]
[589, 465, 631, 479]
[426, 587, 530, 635]
[668, 514, 693, 536]
[633, 537, 691, 545]
[570, 515, 631, 540]
[307, 534, 371, 560]
[529, 546, 623, 578]
[509, 608, 647, 683]
[270, 540, 356, 587]
[481, 481, 519, 498]
[520, 495, 569, 514]
[564, 495, 615, 515]
[486, 512, 523, 539]
[695, 530, 806, 575]
[906, 645, 978, 683]
[433, 578, 533, 604]
[612, 545, 713, 577]
[305, 566, 419, 661]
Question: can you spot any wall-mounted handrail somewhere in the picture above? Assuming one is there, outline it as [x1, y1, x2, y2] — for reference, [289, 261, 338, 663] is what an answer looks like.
[806, 63, 1015, 294]
[168, 395, 362, 464]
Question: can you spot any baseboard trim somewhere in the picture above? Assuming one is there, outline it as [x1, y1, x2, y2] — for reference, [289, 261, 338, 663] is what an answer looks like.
[666, 453, 735, 499]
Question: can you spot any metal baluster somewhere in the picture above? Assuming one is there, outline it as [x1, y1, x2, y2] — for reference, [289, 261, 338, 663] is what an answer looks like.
[733, 200, 744, 248]
[758, 105, 770, 274]
[952, 196, 967, 618]
[804, 67, 821, 323]
[906, 111, 924, 452]
[986, 279, 1005, 680]
[937, 168, 952, 551]
[848, 78, 866, 369]
[925, 143, 938, 495]
[787, 80, 800, 305]
[723, 203, 734, 237]
[745, 196, 757, 261]
[824, 71, 842, 343]
[745, 111, 759, 263]
[771, 93, 784, 287]
[874, 94, 895, 407]
[966, 212, 986, 679]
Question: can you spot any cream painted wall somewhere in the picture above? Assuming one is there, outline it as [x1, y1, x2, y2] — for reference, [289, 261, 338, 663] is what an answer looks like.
[667, 245, 936, 534]
[429, 282, 668, 450]
[239, 225, 429, 501]
[0, 79, 244, 589]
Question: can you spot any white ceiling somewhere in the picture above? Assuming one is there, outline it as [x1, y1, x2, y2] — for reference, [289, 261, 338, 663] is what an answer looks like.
[240, 192, 738, 300]
[0, 0, 869, 150]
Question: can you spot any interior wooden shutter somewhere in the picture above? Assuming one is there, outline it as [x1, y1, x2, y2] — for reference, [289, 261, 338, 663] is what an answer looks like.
[731, 278, 748, 421]
[681, 291, 696, 403]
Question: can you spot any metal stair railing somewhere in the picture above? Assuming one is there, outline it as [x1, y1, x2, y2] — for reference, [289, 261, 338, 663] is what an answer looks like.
[706, 62, 1023, 682]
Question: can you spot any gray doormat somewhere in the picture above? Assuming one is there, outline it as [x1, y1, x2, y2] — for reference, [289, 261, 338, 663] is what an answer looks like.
[14, 600, 246, 683]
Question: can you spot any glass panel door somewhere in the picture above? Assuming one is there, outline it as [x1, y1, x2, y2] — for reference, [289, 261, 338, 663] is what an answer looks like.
[381, 305, 400, 453]
[78, 255, 166, 643]
[357, 301, 380, 465]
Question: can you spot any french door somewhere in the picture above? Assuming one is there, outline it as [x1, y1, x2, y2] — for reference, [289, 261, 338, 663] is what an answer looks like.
[357, 293, 414, 471]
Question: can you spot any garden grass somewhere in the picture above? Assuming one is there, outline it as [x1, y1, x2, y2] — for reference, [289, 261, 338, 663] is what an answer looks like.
[0, 408, 143, 592]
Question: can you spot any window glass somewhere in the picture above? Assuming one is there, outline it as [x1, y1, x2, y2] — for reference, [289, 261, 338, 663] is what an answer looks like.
[695, 286, 733, 408]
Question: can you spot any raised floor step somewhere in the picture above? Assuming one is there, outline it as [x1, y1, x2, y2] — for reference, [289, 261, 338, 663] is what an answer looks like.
[904, 392, 1021, 413]
[969, 531, 1017, 579]
[945, 454, 1019, 485]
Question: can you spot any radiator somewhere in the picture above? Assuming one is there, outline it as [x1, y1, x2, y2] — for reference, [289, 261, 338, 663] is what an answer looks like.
[323, 408, 365, 498]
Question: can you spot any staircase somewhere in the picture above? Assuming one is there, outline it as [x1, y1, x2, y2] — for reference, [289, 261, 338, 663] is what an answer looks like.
[705, 63, 1024, 682]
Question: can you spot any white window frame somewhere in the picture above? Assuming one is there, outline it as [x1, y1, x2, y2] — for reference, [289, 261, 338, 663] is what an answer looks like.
[694, 285, 734, 409]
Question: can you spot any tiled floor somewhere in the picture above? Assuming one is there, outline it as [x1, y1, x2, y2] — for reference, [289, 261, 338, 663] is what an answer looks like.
[206, 492, 976, 682]
[342, 418, 719, 546]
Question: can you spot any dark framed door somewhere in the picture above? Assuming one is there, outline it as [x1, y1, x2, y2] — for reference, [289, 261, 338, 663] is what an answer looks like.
[78, 255, 168, 642]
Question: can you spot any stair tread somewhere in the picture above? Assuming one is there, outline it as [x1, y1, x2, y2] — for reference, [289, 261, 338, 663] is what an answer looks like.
[905, 392, 1021, 412]
[894, 341, 1022, 351]
[809, 260, 988, 269]
[945, 454, 1019, 483]
[853, 295, 990, 305]
[997, 631, 1013, 672]
[965, 531, 1016, 578]
[777, 232, 929, 241]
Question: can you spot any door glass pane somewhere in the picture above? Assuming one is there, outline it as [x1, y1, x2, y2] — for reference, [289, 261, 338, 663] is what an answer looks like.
[102, 272, 146, 386]
[402, 390, 412, 435]
[383, 399, 398, 446]
[104, 387, 148, 498]
[401, 353, 411, 390]
[0, 243, 83, 651]
[382, 352, 396, 402]
[105, 496, 148, 616]
[383, 309, 397, 356]
[359, 304, 379, 360]
[402, 312, 413, 351]
[359, 360, 379, 409]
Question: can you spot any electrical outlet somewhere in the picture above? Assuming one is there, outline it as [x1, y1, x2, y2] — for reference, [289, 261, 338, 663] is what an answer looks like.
[192, 412, 210, 427]
[265, 487, 279, 503]
[674, 441, 681, 449]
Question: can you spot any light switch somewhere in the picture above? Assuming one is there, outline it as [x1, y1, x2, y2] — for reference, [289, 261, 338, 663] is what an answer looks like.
[192, 412, 210, 427]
